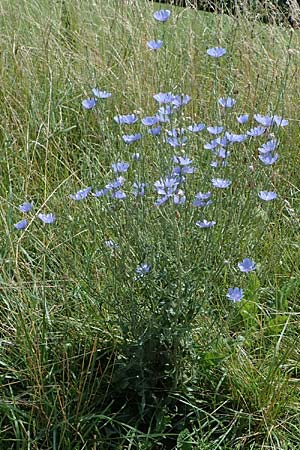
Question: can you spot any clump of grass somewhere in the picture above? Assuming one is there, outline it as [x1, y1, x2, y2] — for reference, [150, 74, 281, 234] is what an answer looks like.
[1, 0, 300, 448]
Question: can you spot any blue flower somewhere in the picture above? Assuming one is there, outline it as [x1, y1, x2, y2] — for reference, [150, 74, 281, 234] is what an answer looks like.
[196, 219, 216, 228]
[237, 114, 249, 124]
[38, 213, 56, 224]
[238, 258, 256, 273]
[258, 139, 278, 154]
[106, 177, 125, 190]
[105, 240, 119, 249]
[93, 187, 110, 198]
[147, 40, 163, 50]
[227, 287, 244, 302]
[122, 133, 142, 144]
[247, 126, 266, 137]
[172, 94, 191, 107]
[253, 114, 274, 127]
[112, 161, 130, 173]
[92, 88, 112, 98]
[258, 153, 279, 165]
[187, 123, 205, 133]
[218, 97, 236, 108]
[142, 116, 159, 126]
[225, 132, 247, 143]
[148, 125, 162, 136]
[69, 186, 92, 201]
[82, 98, 96, 110]
[19, 201, 33, 213]
[135, 263, 151, 279]
[166, 136, 187, 147]
[112, 190, 126, 200]
[153, 9, 171, 22]
[173, 189, 186, 205]
[193, 192, 212, 207]
[207, 126, 224, 135]
[211, 178, 231, 188]
[14, 219, 28, 230]
[153, 92, 175, 104]
[207, 47, 227, 57]
[258, 191, 277, 201]
[114, 114, 138, 125]
[273, 115, 288, 127]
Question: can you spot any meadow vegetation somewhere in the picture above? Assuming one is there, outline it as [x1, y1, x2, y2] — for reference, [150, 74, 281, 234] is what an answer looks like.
[1, 0, 300, 448]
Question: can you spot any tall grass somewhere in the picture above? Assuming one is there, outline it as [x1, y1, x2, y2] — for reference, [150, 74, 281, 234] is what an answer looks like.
[1, 0, 300, 448]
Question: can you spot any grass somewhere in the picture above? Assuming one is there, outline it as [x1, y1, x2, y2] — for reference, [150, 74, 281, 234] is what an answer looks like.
[1, 0, 300, 448]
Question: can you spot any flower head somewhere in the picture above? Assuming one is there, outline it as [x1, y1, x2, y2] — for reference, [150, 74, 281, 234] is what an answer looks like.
[211, 178, 231, 188]
[153, 92, 175, 104]
[135, 263, 151, 279]
[69, 186, 92, 201]
[111, 161, 130, 173]
[258, 153, 279, 165]
[114, 114, 138, 125]
[218, 97, 236, 108]
[247, 126, 266, 137]
[187, 123, 205, 133]
[207, 126, 224, 135]
[237, 114, 249, 124]
[92, 88, 112, 98]
[207, 47, 227, 58]
[142, 116, 159, 126]
[196, 219, 216, 228]
[227, 287, 244, 302]
[38, 213, 56, 224]
[19, 201, 33, 213]
[14, 219, 28, 230]
[82, 98, 96, 110]
[238, 258, 256, 273]
[147, 40, 163, 50]
[153, 9, 171, 22]
[122, 133, 142, 144]
[258, 191, 277, 201]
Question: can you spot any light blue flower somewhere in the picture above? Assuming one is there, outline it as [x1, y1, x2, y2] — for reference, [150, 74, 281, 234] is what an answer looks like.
[258, 191, 277, 201]
[237, 114, 249, 124]
[218, 97, 236, 108]
[92, 88, 112, 98]
[111, 161, 130, 173]
[82, 98, 96, 110]
[227, 287, 244, 302]
[38, 213, 56, 224]
[147, 40, 163, 50]
[207, 126, 224, 135]
[258, 153, 279, 165]
[122, 133, 142, 144]
[196, 219, 216, 228]
[187, 123, 205, 133]
[238, 258, 256, 273]
[14, 219, 28, 230]
[211, 178, 231, 188]
[153, 9, 171, 22]
[19, 202, 33, 213]
[114, 114, 138, 125]
[207, 47, 227, 57]
[69, 186, 92, 201]
[247, 126, 266, 137]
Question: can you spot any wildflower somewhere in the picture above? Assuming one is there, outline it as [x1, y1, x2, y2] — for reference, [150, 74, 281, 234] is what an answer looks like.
[254, 114, 274, 127]
[227, 287, 244, 302]
[148, 125, 162, 135]
[92, 88, 112, 98]
[196, 219, 216, 228]
[218, 97, 236, 108]
[153, 92, 175, 103]
[69, 186, 92, 201]
[153, 9, 171, 22]
[147, 40, 163, 50]
[93, 187, 110, 198]
[114, 114, 138, 125]
[247, 126, 266, 137]
[237, 114, 249, 124]
[207, 47, 227, 57]
[141, 116, 159, 126]
[173, 189, 186, 204]
[238, 258, 256, 273]
[258, 139, 278, 154]
[172, 94, 191, 107]
[258, 153, 279, 165]
[187, 123, 205, 133]
[19, 202, 33, 213]
[122, 133, 142, 144]
[14, 219, 28, 230]
[105, 240, 119, 249]
[135, 263, 151, 279]
[258, 191, 277, 201]
[225, 132, 247, 143]
[38, 213, 56, 224]
[111, 161, 129, 173]
[193, 191, 212, 207]
[112, 190, 126, 200]
[273, 115, 288, 127]
[82, 98, 96, 110]
[166, 136, 187, 147]
[207, 126, 224, 135]
[211, 178, 231, 188]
